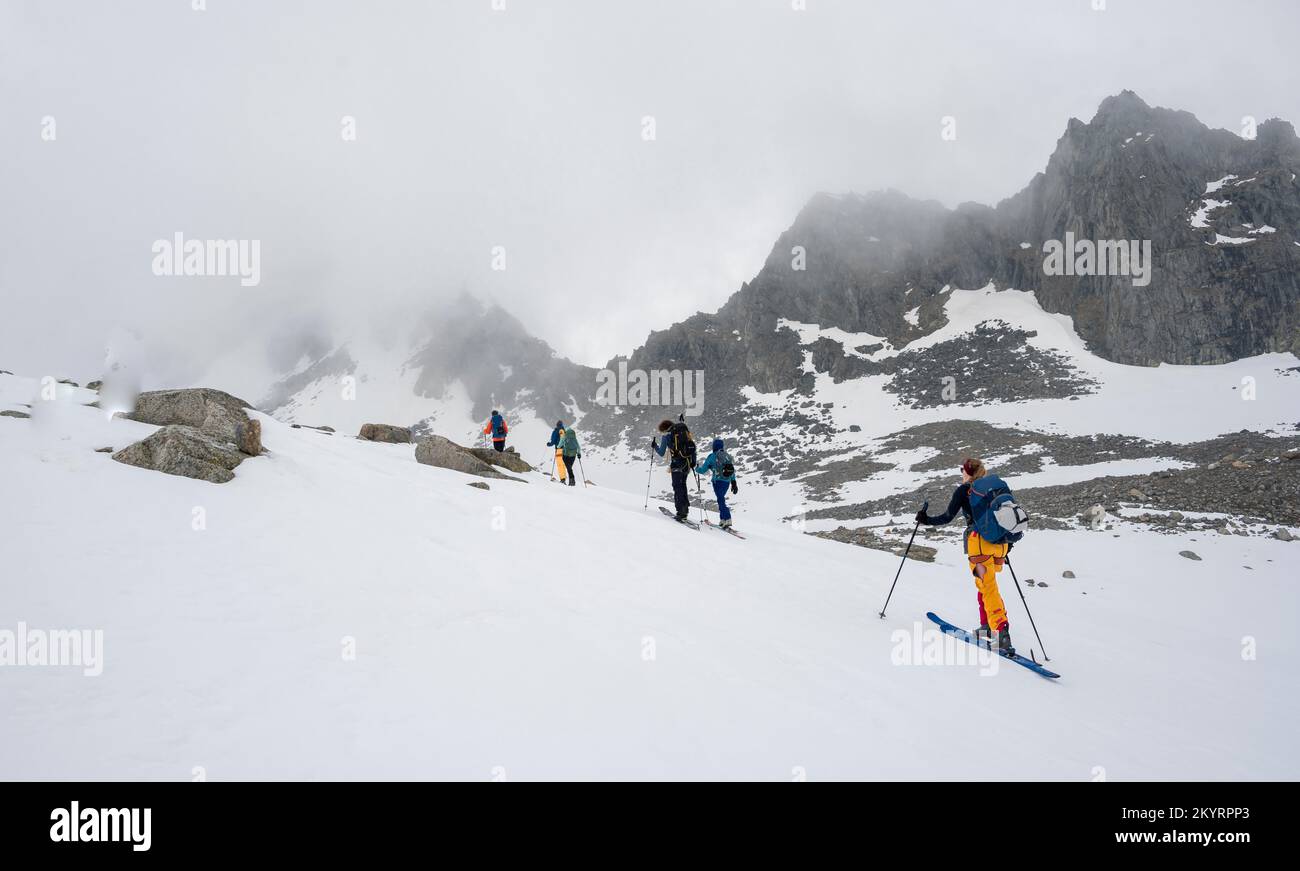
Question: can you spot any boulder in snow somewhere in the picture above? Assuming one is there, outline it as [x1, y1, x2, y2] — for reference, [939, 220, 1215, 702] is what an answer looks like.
[236, 419, 262, 456]
[1062, 570, 1076, 578]
[414, 435, 523, 481]
[467, 445, 532, 474]
[127, 388, 261, 455]
[358, 423, 412, 444]
[112, 425, 247, 484]
[1274, 528, 1295, 542]
[1179, 550, 1202, 561]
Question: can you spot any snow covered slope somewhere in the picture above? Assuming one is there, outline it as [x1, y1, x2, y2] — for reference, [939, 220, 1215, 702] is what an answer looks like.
[759, 284, 1300, 445]
[579, 283, 1300, 527]
[1, 372, 1295, 780]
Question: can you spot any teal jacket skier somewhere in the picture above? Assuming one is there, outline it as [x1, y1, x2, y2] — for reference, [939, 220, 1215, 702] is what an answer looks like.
[696, 438, 738, 527]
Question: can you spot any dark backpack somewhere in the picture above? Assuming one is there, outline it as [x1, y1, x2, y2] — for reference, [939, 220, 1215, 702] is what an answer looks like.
[715, 450, 735, 479]
[667, 422, 696, 466]
[491, 415, 506, 438]
[968, 475, 1029, 544]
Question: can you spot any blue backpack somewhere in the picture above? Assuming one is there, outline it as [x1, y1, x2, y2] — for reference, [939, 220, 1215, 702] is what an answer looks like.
[491, 415, 506, 438]
[968, 475, 1029, 544]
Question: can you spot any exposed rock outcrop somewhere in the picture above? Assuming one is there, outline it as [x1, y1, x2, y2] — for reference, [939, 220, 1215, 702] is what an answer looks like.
[111, 425, 247, 484]
[236, 419, 263, 456]
[813, 525, 938, 561]
[127, 388, 261, 455]
[414, 435, 526, 481]
[358, 423, 412, 444]
[467, 446, 532, 474]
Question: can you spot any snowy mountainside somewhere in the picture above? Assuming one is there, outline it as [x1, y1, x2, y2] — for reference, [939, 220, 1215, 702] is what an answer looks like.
[579, 283, 1300, 541]
[1, 373, 1295, 780]
[199, 295, 596, 451]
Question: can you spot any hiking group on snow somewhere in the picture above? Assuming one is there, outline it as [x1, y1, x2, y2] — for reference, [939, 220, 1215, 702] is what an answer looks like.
[484, 406, 1047, 672]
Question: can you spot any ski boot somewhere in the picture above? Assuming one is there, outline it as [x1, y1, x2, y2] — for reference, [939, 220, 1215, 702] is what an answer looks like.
[720, 519, 733, 529]
[995, 627, 1015, 657]
[972, 624, 992, 646]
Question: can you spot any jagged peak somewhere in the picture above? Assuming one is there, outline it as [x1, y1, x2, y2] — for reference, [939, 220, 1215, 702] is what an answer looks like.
[1093, 89, 1151, 119]
[1256, 117, 1300, 156]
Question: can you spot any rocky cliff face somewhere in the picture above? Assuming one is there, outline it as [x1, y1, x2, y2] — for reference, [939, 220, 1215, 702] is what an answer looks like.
[1003, 90, 1300, 365]
[570, 90, 1300, 451]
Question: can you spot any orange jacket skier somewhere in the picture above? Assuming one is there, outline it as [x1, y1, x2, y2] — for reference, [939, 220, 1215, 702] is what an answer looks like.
[916, 458, 1015, 655]
[482, 410, 508, 453]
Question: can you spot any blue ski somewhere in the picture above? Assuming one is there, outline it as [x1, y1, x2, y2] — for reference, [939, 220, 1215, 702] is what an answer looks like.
[926, 612, 1060, 679]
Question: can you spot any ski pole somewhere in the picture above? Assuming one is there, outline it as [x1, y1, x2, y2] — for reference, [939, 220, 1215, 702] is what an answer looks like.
[579, 456, 589, 488]
[1005, 557, 1050, 661]
[643, 450, 655, 509]
[878, 501, 926, 619]
[549, 452, 556, 480]
[694, 469, 705, 525]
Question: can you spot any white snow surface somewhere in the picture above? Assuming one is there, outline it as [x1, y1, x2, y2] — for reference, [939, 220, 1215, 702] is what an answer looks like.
[1, 375, 1296, 780]
[1204, 174, 1238, 194]
[1190, 198, 1231, 229]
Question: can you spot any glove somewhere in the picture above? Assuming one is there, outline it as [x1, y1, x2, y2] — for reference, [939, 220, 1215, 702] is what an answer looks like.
[914, 509, 927, 524]
[648, 437, 657, 451]
[730, 479, 738, 495]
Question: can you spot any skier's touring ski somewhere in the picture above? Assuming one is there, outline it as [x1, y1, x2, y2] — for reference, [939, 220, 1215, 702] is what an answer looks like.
[659, 505, 699, 530]
[702, 519, 745, 539]
[926, 612, 1060, 679]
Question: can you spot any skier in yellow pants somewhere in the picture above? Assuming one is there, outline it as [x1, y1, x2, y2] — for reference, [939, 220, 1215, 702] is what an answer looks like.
[546, 420, 568, 482]
[916, 457, 1015, 655]
[966, 528, 1009, 640]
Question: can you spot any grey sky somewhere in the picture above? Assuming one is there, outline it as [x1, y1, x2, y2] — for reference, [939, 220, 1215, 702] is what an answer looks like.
[2, 0, 1297, 386]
